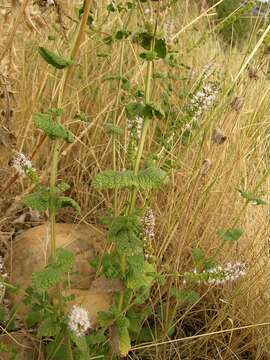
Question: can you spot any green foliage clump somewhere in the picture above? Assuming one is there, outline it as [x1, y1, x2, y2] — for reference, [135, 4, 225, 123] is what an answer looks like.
[32, 248, 74, 292]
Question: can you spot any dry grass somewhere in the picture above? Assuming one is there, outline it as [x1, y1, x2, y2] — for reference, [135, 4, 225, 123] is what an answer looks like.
[0, 0, 270, 359]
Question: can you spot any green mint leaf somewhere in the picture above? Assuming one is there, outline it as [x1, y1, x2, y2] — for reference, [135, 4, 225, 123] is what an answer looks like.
[237, 189, 267, 205]
[94, 167, 167, 190]
[117, 323, 131, 356]
[143, 102, 165, 119]
[32, 248, 74, 292]
[38, 47, 72, 69]
[55, 196, 81, 213]
[127, 256, 156, 290]
[22, 188, 50, 211]
[218, 228, 243, 242]
[38, 318, 61, 337]
[34, 112, 74, 143]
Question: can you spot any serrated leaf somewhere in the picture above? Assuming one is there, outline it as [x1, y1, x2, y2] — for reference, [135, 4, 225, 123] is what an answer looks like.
[138, 167, 167, 188]
[203, 258, 217, 270]
[98, 310, 117, 328]
[125, 101, 165, 120]
[94, 169, 131, 189]
[32, 248, 74, 292]
[154, 38, 167, 59]
[94, 167, 167, 190]
[143, 102, 165, 119]
[107, 2, 117, 12]
[26, 311, 40, 328]
[38, 318, 61, 337]
[54, 248, 74, 272]
[87, 330, 106, 345]
[55, 196, 81, 213]
[133, 30, 152, 49]
[134, 286, 150, 305]
[38, 47, 72, 69]
[56, 182, 70, 192]
[218, 228, 243, 242]
[126, 309, 143, 334]
[102, 253, 122, 279]
[32, 266, 61, 292]
[34, 112, 74, 143]
[126, 102, 145, 119]
[133, 30, 167, 59]
[109, 215, 142, 255]
[117, 229, 142, 255]
[127, 257, 155, 290]
[126, 252, 144, 273]
[237, 189, 267, 205]
[118, 324, 131, 356]
[22, 188, 50, 211]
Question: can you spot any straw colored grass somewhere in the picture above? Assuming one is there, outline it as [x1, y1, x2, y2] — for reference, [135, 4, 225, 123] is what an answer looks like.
[0, 0, 270, 358]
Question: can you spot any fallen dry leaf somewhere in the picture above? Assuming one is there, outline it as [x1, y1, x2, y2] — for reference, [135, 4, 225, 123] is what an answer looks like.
[231, 96, 244, 112]
[200, 158, 212, 176]
[212, 128, 227, 145]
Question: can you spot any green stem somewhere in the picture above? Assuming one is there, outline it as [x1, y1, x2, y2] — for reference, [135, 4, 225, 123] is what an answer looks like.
[66, 335, 74, 360]
[49, 0, 93, 260]
[49, 140, 60, 258]
[113, 41, 125, 215]
[128, 59, 153, 213]
[49, 141, 64, 315]
[118, 255, 126, 311]
[117, 49, 154, 313]
[48, 0, 93, 335]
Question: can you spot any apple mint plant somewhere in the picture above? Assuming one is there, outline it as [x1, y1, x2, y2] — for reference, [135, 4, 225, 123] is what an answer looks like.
[1, 1, 265, 359]
[87, 5, 170, 357]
